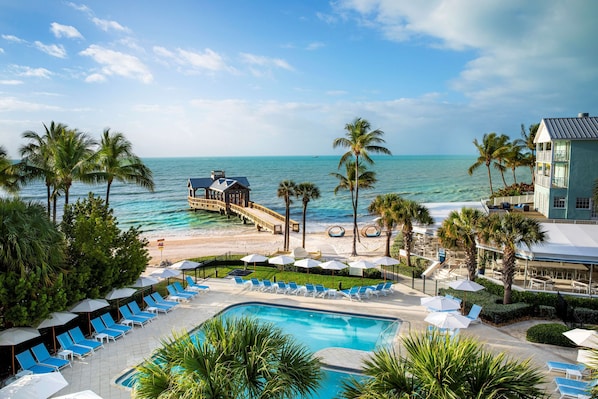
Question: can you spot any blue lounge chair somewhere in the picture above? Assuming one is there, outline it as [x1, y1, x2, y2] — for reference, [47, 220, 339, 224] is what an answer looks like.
[381, 281, 394, 295]
[129, 300, 158, 319]
[556, 384, 591, 399]
[152, 292, 180, 307]
[56, 332, 94, 359]
[303, 283, 316, 297]
[68, 326, 103, 350]
[31, 343, 70, 370]
[288, 282, 302, 295]
[186, 276, 210, 292]
[90, 317, 124, 341]
[261, 279, 276, 293]
[547, 361, 586, 375]
[166, 284, 191, 302]
[554, 377, 596, 390]
[368, 282, 385, 297]
[100, 313, 132, 334]
[16, 350, 57, 374]
[233, 276, 250, 288]
[315, 284, 329, 298]
[249, 278, 263, 291]
[174, 281, 200, 297]
[357, 286, 371, 300]
[466, 304, 482, 324]
[275, 281, 290, 294]
[341, 286, 361, 301]
[144, 295, 173, 313]
[120, 304, 151, 326]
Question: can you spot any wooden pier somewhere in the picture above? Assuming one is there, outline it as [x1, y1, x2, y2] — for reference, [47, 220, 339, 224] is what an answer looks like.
[188, 197, 299, 235]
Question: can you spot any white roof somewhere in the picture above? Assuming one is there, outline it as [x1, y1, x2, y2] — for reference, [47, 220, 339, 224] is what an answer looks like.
[518, 223, 598, 264]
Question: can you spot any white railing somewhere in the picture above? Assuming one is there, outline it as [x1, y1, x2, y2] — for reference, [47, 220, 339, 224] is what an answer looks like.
[488, 194, 534, 206]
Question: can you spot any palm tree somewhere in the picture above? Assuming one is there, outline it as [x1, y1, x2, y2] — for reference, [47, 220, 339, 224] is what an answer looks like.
[277, 180, 296, 252]
[295, 182, 320, 249]
[93, 128, 155, 205]
[504, 139, 526, 184]
[520, 122, 539, 184]
[494, 134, 511, 187]
[0, 146, 19, 193]
[368, 193, 402, 257]
[480, 213, 546, 304]
[340, 332, 546, 398]
[395, 199, 433, 267]
[333, 117, 391, 256]
[134, 316, 322, 399]
[468, 132, 509, 194]
[437, 207, 485, 280]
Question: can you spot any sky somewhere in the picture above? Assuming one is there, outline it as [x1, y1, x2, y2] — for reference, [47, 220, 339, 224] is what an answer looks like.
[0, 0, 597, 158]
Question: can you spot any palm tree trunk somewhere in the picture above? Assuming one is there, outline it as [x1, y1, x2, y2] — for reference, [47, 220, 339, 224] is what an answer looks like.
[405, 230, 412, 267]
[106, 181, 112, 206]
[46, 183, 51, 218]
[301, 203, 307, 249]
[486, 165, 494, 194]
[529, 166, 535, 185]
[502, 247, 516, 304]
[284, 197, 290, 252]
[385, 231, 392, 257]
[465, 245, 478, 281]
[52, 194, 57, 224]
[512, 168, 517, 184]
[352, 159, 359, 256]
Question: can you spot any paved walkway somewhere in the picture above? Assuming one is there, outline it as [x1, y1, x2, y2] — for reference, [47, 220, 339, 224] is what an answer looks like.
[52, 279, 576, 398]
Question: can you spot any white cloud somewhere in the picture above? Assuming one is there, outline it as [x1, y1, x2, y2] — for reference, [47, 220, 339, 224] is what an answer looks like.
[33, 41, 67, 58]
[306, 42, 325, 51]
[50, 22, 84, 39]
[91, 17, 129, 33]
[240, 53, 293, 71]
[0, 80, 23, 85]
[79, 45, 152, 83]
[2, 34, 25, 43]
[0, 48, 4, 54]
[84, 73, 106, 83]
[0, 96, 60, 112]
[10, 65, 53, 79]
[154, 46, 235, 74]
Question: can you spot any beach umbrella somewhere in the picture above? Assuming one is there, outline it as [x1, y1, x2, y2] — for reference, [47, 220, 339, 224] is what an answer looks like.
[0, 371, 68, 398]
[105, 288, 138, 319]
[374, 256, 400, 280]
[0, 327, 41, 375]
[425, 312, 471, 330]
[448, 279, 484, 312]
[240, 253, 267, 271]
[294, 258, 321, 274]
[319, 260, 348, 276]
[349, 260, 376, 278]
[70, 298, 109, 336]
[420, 296, 461, 312]
[563, 328, 598, 349]
[130, 276, 159, 288]
[36, 312, 79, 353]
[150, 268, 181, 284]
[169, 260, 201, 270]
[268, 255, 295, 268]
[54, 390, 103, 399]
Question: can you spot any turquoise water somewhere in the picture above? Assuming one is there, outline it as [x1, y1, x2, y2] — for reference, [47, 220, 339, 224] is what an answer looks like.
[116, 303, 397, 396]
[15, 155, 530, 238]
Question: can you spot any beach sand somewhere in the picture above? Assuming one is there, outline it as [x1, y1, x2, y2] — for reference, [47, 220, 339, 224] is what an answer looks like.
[146, 230, 389, 266]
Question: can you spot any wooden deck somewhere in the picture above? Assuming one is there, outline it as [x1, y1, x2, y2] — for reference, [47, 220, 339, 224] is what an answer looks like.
[188, 197, 299, 234]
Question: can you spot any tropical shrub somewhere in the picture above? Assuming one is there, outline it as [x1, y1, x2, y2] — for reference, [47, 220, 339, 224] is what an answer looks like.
[526, 323, 575, 347]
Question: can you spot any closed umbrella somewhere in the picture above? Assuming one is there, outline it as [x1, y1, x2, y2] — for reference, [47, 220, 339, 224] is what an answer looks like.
[425, 312, 471, 330]
[0, 327, 41, 375]
[240, 254, 267, 271]
[563, 328, 598, 349]
[294, 258, 320, 274]
[70, 299, 109, 336]
[36, 312, 79, 353]
[0, 371, 68, 398]
[319, 260, 347, 276]
[420, 296, 461, 312]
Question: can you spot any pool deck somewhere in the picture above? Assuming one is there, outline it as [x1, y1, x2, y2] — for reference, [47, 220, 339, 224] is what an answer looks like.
[53, 278, 576, 398]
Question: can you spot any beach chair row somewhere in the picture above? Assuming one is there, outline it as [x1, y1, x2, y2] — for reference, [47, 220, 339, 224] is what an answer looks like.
[546, 360, 595, 398]
[340, 282, 395, 301]
[165, 279, 210, 303]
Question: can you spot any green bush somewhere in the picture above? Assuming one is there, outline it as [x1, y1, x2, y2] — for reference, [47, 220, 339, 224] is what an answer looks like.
[526, 323, 576, 347]
[573, 308, 598, 325]
[537, 305, 557, 320]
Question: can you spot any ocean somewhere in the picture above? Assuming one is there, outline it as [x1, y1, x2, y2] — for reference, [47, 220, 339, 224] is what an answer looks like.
[16, 155, 530, 239]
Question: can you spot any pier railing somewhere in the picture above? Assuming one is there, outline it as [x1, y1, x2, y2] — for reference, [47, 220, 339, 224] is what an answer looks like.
[248, 202, 300, 232]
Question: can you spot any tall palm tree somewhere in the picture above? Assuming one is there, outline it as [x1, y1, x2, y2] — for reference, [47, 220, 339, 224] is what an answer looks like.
[368, 193, 402, 257]
[468, 132, 509, 195]
[333, 117, 391, 256]
[340, 332, 546, 398]
[480, 213, 546, 304]
[277, 180, 296, 252]
[295, 182, 320, 249]
[504, 139, 526, 184]
[437, 207, 485, 280]
[93, 128, 155, 205]
[494, 134, 511, 187]
[134, 316, 321, 399]
[0, 146, 19, 193]
[520, 123, 539, 184]
[395, 199, 433, 267]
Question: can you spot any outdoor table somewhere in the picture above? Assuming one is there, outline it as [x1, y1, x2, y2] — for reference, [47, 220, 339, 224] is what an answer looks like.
[57, 349, 74, 361]
[528, 276, 554, 290]
[566, 368, 583, 380]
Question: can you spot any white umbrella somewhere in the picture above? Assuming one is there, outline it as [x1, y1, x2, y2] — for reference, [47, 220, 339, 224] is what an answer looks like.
[105, 288, 138, 320]
[349, 260, 376, 278]
[294, 258, 320, 274]
[54, 390, 103, 399]
[563, 328, 598, 349]
[0, 327, 41, 375]
[373, 256, 400, 266]
[150, 269, 181, 279]
[319, 260, 348, 276]
[169, 260, 201, 270]
[69, 299, 110, 336]
[0, 372, 68, 399]
[36, 312, 79, 353]
[130, 276, 159, 288]
[240, 254, 268, 270]
[425, 312, 471, 330]
[268, 255, 295, 266]
[420, 296, 461, 312]
[448, 279, 484, 311]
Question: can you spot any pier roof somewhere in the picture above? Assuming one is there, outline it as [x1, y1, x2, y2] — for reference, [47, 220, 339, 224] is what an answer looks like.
[188, 176, 250, 190]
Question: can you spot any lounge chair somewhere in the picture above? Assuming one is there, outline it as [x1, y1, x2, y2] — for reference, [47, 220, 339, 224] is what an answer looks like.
[261, 279, 276, 293]
[68, 327, 104, 351]
[303, 283, 316, 297]
[288, 282, 302, 295]
[357, 286, 371, 300]
[129, 300, 158, 319]
[249, 278, 263, 291]
[465, 304, 482, 324]
[152, 292, 180, 307]
[144, 295, 173, 313]
[368, 282, 385, 297]
[275, 281, 290, 294]
[166, 284, 191, 302]
[556, 384, 591, 399]
[31, 343, 71, 369]
[120, 304, 151, 326]
[100, 313, 132, 334]
[16, 350, 57, 374]
[315, 284, 329, 298]
[90, 317, 125, 341]
[56, 332, 94, 359]
[341, 286, 361, 301]
[547, 361, 586, 375]
[233, 276, 250, 288]
[554, 377, 596, 391]
[381, 281, 394, 295]
[173, 281, 199, 298]
[185, 276, 210, 292]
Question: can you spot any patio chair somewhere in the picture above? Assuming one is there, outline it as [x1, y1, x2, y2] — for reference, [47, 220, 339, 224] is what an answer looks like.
[546, 361, 586, 375]
[100, 313, 132, 334]
[357, 286, 371, 300]
[314, 284, 329, 298]
[556, 384, 591, 399]
[90, 317, 125, 341]
[261, 279, 276, 293]
[166, 284, 191, 302]
[275, 281, 290, 294]
[233, 276, 251, 288]
[129, 300, 158, 319]
[303, 283, 316, 297]
[144, 295, 173, 313]
[368, 282, 385, 297]
[186, 276, 210, 292]
[68, 326, 104, 350]
[120, 304, 151, 327]
[56, 332, 94, 359]
[249, 278, 263, 291]
[288, 282, 302, 295]
[381, 281, 394, 295]
[173, 281, 199, 298]
[554, 377, 596, 391]
[151, 292, 180, 307]
[465, 304, 482, 324]
[341, 286, 361, 301]
[31, 343, 71, 369]
[16, 349, 57, 374]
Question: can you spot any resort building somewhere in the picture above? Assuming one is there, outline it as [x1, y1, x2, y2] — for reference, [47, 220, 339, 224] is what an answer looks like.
[533, 113, 598, 220]
[187, 170, 251, 207]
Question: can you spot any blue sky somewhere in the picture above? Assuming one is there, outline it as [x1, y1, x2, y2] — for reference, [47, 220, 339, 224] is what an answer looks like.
[1, 1, 597, 158]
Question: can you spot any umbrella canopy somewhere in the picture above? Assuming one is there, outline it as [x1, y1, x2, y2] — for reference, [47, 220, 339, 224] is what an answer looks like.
[0, 327, 41, 375]
[319, 260, 348, 275]
[69, 299, 110, 336]
[425, 312, 471, 330]
[36, 312, 79, 354]
[268, 255, 295, 266]
[105, 288, 137, 301]
[0, 372, 68, 399]
[420, 296, 461, 312]
[373, 256, 400, 266]
[54, 390, 103, 399]
[169, 260, 201, 270]
[448, 280, 485, 292]
[240, 254, 268, 263]
[349, 260, 376, 269]
[563, 328, 598, 349]
[150, 269, 181, 279]
[130, 276, 159, 288]
[294, 258, 320, 274]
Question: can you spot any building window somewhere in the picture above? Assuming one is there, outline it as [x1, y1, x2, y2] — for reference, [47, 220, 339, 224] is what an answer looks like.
[553, 196, 566, 208]
[576, 197, 590, 209]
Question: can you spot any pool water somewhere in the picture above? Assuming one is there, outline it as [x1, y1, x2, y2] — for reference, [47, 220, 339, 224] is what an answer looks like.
[116, 302, 399, 396]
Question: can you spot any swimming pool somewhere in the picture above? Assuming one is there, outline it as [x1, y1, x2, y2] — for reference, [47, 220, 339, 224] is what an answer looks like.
[116, 302, 400, 395]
